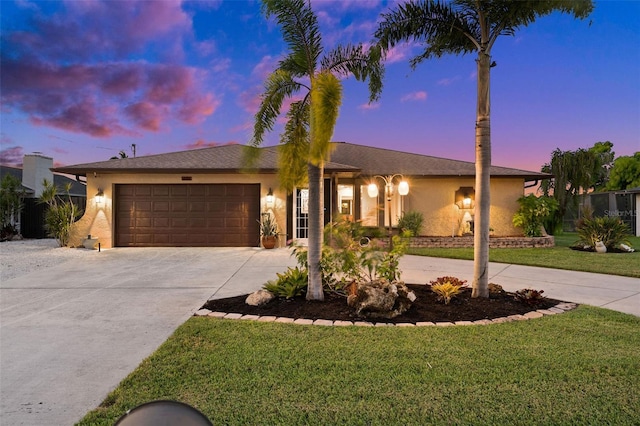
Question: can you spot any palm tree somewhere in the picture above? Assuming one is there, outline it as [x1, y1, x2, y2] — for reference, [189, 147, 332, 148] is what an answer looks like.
[375, 0, 593, 298]
[250, 0, 382, 301]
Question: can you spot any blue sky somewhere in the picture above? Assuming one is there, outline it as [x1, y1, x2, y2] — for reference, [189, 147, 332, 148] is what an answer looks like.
[1, 0, 638, 172]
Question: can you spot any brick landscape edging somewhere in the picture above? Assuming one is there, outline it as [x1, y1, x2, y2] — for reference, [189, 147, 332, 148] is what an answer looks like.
[194, 302, 578, 326]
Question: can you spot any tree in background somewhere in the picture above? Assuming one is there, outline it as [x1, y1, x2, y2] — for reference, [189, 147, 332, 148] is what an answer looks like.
[249, 0, 382, 301]
[375, 0, 593, 298]
[606, 152, 640, 191]
[0, 174, 25, 240]
[541, 141, 615, 233]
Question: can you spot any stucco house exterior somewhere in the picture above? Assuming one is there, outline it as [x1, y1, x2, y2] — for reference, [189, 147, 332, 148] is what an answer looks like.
[53, 142, 550, 248]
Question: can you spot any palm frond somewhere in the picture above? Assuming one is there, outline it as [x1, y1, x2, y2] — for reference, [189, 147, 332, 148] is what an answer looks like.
[321, 44, 384, 102]
[262, 0, 322, 76]
[278, 100, 310, 191]
[251, 69, 305, 148]
[309, 71, 342, 166]
[375, 0, 478, 67]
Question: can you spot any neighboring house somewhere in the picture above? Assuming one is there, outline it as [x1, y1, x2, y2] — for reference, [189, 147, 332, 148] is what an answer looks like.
[52, 142, 550, 248]
[1, 154, 87, 238]
[585, 187, 640, 237]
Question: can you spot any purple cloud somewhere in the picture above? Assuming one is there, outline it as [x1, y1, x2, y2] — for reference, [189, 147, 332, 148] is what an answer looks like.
[0, 1, 218, 138]
[401, 91, 428, 102]
[0, 146, 24, 166]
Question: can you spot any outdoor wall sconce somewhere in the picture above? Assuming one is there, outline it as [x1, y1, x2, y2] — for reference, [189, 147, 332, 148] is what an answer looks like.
[368, 174, 409, 248]
[455, 187, 475, 209]
[266, 188, 274, 206]
[95, 189, 104, 205]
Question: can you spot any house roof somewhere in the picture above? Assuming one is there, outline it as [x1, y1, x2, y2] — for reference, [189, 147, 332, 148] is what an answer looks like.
[52, 142, 550, 181]
[0, 165, 86, 197]
[329, 142, 549, 179]
[53, 144, 358, 175]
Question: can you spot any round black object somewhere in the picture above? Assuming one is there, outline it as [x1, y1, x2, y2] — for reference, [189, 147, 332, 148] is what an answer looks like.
[114, 400, 213, 426]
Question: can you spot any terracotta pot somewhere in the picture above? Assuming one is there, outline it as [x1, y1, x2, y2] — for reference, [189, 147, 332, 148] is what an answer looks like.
[262, 235, 277, 249]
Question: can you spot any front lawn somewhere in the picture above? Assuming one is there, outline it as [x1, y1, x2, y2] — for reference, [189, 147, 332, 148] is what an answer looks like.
[78, 307, 640, 425]
[408, 234, 640, 278]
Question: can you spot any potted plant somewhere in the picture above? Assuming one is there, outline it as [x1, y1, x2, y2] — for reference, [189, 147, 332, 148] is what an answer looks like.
[259, 214, 278, 249]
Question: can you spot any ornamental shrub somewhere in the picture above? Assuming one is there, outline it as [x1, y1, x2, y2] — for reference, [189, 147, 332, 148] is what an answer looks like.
[398, 211, 424, 236]
[263, 267, 308, 299]
[574, 210, 632, 251]
[512, 195, 558, 237]
[39, 179, 82, 247]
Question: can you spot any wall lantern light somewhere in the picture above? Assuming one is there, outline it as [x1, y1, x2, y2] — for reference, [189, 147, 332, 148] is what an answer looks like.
[455, 187, 475, 209]
[266, 188, 274, 206]
[95, 189, 105, 205]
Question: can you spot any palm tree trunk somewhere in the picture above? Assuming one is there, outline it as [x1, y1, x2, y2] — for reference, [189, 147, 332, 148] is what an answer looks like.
[306, 162, 325, 301]
[472, 51, 491, 299]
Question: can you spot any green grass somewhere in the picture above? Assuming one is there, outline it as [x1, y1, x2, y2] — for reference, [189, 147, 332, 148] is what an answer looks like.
[78, 307, 640, 425]
[408, 234, 640, 278]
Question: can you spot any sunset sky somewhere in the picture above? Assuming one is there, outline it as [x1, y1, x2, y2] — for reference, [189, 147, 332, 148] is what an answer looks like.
[1, 0, 638, 172]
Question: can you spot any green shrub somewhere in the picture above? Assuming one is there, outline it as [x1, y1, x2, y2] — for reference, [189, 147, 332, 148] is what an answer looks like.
[512, 194, 558, 237]
[263, 267, 308, 299]
[0, 174, 25, 240]
[574, 213, 632, 251]
[39, 179, 83, 247]
[397, 211, 424, 236]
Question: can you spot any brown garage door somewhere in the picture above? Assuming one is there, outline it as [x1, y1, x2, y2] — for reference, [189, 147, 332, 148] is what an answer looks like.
[115, 184, 260, 247]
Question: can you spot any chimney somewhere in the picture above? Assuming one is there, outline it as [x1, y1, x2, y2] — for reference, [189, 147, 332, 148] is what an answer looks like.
[22, 153, 54, 197]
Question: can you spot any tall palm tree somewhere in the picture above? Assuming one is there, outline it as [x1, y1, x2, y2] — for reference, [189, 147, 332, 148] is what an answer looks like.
[375, 0, 593, 298]
[250, 0, 382, 301]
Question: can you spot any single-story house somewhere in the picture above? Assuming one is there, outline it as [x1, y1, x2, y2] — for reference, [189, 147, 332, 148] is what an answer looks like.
[1, 153, 86, 238]
[52, 142, 550, 248]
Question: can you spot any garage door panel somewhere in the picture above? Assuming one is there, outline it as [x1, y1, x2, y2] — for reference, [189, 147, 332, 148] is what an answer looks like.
[116, 184, 260, 247]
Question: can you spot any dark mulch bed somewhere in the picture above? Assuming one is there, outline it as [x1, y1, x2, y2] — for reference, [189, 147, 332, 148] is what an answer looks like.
[203, 285, 564, 324]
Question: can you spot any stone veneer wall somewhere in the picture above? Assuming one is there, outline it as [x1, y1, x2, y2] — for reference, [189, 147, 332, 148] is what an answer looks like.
[406, 236, 554, 249]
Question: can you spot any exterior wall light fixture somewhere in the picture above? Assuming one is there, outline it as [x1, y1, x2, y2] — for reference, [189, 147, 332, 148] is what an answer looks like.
[95, 189, 105, 205]
[266, 188, 274, 206]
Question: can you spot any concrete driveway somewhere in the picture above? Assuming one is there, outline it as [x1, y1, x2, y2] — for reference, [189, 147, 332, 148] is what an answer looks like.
[1, 247, 638, 425]
[0, 247, 296, 426]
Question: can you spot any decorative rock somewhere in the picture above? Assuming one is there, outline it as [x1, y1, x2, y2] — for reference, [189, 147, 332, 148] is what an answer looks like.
[245, 290, 275, 306]
[595, 241, 607, 253]
[375, 322, 393, 327]
[416, 322, 436, 326]
[507, 315, 526, 321]
[313, 319, 334, 326]
[524, 311, 544, 319]
[548, 307, 565, 314]
[436, 322, 454, 327]
[473, 319, 492, 325]
[537, 309, 557, 316]
[491, 317, 509, 323]
[293, 318, 314, 325]
[333, 320, 354, 326]
[454, 321, 474, 326]
[194, 309, 211, 316]
[353, 322, 374, 327]
[275, 317, 295, 323]
[224, 313, 243, 320]
[208, 311, 227, 318]
[347, 279, 416, 319]
[396, 323, 415, 327]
